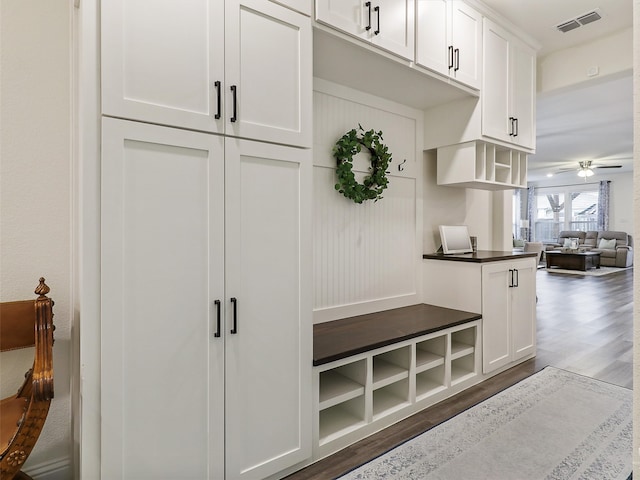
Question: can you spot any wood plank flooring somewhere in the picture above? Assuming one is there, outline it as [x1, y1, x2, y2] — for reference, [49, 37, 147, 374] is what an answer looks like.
[286, 267, 633, 480]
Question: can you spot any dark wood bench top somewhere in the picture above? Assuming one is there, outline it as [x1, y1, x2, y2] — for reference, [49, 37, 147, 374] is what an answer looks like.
[313, 304, 481, 366]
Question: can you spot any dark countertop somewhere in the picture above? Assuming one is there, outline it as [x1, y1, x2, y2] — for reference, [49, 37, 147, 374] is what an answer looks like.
[423, 250, 538, 263]
[313, 304, 481, 366]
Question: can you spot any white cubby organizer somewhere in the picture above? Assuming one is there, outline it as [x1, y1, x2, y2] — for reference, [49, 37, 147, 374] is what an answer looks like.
[437, 140, 528, 190]
[314, 320, 481, 458]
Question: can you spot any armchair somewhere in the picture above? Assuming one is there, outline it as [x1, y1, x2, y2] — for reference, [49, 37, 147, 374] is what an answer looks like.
[592, 231, 633, 267]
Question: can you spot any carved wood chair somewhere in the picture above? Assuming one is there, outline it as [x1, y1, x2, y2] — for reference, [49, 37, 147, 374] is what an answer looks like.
[0, 278, 54, 480]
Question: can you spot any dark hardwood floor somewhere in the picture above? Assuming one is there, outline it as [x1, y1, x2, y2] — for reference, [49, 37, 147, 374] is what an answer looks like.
[286, 267, 633, 480]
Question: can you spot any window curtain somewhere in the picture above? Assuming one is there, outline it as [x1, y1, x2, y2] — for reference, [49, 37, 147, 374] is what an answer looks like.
[527, 186, 535, 241]
[597, 180, 611, 231]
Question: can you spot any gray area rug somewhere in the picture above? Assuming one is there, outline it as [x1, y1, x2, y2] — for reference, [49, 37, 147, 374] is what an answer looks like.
[340, 367, 632, 480]
[544, 266, 632, 277]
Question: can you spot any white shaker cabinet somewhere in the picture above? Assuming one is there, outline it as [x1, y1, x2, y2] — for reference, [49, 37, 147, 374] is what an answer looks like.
[482, 18, 536, 150]
[416, 0, 482, 89]
[101, 118, 312, 479]
[102, 0, 311, 147]
[481, 259, 536, 373]
[315, 0, 415, 60]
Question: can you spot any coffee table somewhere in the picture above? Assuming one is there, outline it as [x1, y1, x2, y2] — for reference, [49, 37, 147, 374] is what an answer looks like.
[545, 251, 601, 271]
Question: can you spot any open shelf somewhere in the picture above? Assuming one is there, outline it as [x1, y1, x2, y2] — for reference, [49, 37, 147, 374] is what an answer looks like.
[416, 364, 446, 401]
[373, 379, 410, 421]
[319, 396, 366, 445]
[451, 326, 477, 360]
[372, 347, 410, 390]
[416, 336, 446, 373]
[319, 369, 365, 410]
[451, 353, 476, 386]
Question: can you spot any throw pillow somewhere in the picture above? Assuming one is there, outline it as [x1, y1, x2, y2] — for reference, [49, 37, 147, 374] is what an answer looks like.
[513, 239, 525, 248]
[563, 238, 572, 248]
[598, 238, 617, 249]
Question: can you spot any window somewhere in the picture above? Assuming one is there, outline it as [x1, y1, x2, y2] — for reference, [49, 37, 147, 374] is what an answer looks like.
[532, 186, 599, 242]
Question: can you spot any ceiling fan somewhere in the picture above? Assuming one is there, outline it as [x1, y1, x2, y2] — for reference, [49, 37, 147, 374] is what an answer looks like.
[556, 160, 623, 179]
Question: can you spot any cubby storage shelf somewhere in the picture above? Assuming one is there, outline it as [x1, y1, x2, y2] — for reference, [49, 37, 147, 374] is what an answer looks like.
[436, 140, 528, 190]
[314, 307, 481, 458]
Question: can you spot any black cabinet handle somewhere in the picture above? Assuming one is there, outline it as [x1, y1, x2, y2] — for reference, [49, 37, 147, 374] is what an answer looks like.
[454, 48, 460, 71]
[508, 269, 514, 287]
[448, 46, 454, 70]
[230, 297, 238, 334]
[514, 118, 519, 137]
[214, 81, 221, 119]
[514, 269, 519, 287]
[214, 299, 221, 337]
[509, 117, 515, 136]
[374, 6, 380, 35]
[365, 2, 372, 31]
[230, 85, 237, 123]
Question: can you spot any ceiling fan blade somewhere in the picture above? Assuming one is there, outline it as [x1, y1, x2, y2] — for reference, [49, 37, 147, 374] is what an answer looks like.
[594, 165, 622, 169]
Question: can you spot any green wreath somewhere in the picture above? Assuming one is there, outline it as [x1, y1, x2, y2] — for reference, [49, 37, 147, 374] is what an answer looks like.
[333, 125, 392, 204]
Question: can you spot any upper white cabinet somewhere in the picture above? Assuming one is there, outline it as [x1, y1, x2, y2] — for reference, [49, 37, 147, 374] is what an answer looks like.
[102, 0, 312, 147]
[416, 0, 482, 89]
[270, 0, 312, 16]
[315, 0, 415, 60]
[482, 18, 536, 150]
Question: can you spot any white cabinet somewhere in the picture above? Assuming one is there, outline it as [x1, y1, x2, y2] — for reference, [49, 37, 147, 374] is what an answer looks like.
[270, 0, 311, 16]
[101, 118, 312, 479]
[315, 0, 415, 60]
[481, 259, 536, 373]
[416, 0, 481, 89]
[482, 18, 536, 149]
[422, 256, 537, 376]
[437, 140, 527, 190]
[102, 0, 311, 147]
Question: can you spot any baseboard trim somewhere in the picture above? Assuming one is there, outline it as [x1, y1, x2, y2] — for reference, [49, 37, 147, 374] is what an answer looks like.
[24, 457, 71, 480]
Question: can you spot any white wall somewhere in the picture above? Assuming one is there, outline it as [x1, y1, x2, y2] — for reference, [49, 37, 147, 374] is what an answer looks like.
[313, 79, 424, 322]
[0, 0, 72, 477]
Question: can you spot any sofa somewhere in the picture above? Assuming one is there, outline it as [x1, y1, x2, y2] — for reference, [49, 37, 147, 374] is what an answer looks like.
[546, 230, 633, 267]
[591, 231, 633, 267]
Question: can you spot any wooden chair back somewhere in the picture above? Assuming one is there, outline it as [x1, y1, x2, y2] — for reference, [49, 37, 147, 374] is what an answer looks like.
[0, 278, 54, 480]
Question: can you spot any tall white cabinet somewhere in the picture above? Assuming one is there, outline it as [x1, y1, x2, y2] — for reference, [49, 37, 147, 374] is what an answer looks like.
[99, 1, 312, 478]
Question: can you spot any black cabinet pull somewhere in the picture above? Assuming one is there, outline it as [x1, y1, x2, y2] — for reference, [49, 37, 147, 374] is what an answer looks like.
[214, 299, 221, 337]
[365, 2, 372, 31]
[448, 46, 454, 70]
[214, 81, 221, 119]
[514, 118, 519, 137]
[230, 85, 237, 123]
[514, 269, 519, 287]
[374, 6, 380, 35]
[508, 269, 514, 287]
[230, 297, 238, 334]
[509, 117, 515, 136]
[454, 48, 460, 71]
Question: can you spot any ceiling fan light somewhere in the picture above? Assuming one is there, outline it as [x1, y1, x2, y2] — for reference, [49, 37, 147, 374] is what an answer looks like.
[577, 168, 594, 177]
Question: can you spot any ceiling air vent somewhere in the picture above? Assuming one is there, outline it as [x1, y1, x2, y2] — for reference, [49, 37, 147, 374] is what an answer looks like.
[556, 9, 603, 33]
[577, 11, 602, 26]
[557, 20, 580, 33]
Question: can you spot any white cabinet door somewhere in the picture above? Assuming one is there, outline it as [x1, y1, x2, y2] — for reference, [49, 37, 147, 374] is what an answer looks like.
[511, 41, 536, 150]
[315, 0, 369, 40]
[416, 0, 448, 75]
[370, 0, 415, 60]
[224, 138, 312, 479]
[510, 259, 537, 360]
[481, 263, 512, 373]
[450, 1, 481, 89]
[101, 0, 225, 133]
[482, 18, 511, 144]
[101, 118, 225, 479]
[482, 18, 536, 149]
[270, 0, 311, 16]
[226, 0, 312, 147]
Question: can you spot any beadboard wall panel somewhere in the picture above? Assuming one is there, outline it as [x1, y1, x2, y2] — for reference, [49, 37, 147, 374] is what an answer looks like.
[313, 79, 423, 323]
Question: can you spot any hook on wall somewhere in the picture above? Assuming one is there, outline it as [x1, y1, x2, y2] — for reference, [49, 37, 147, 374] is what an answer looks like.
[398, 159, 407, 172]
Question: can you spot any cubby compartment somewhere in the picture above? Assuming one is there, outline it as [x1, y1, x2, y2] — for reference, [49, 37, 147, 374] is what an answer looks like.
[319, 360, 366, 411]
[437, 140, 529, 190]
[451, 353, 476, 385]
[416, 336, 446, 373]
[416, 364, 446, 400]
[373, 378, 410, 420]
[451, 327, 476, 360]
[319, 395, 366, 445]
[372, 347, 410, 390]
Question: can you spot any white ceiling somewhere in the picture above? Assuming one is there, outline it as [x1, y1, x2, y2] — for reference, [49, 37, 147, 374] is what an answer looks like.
[480, 0, 634, 183]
